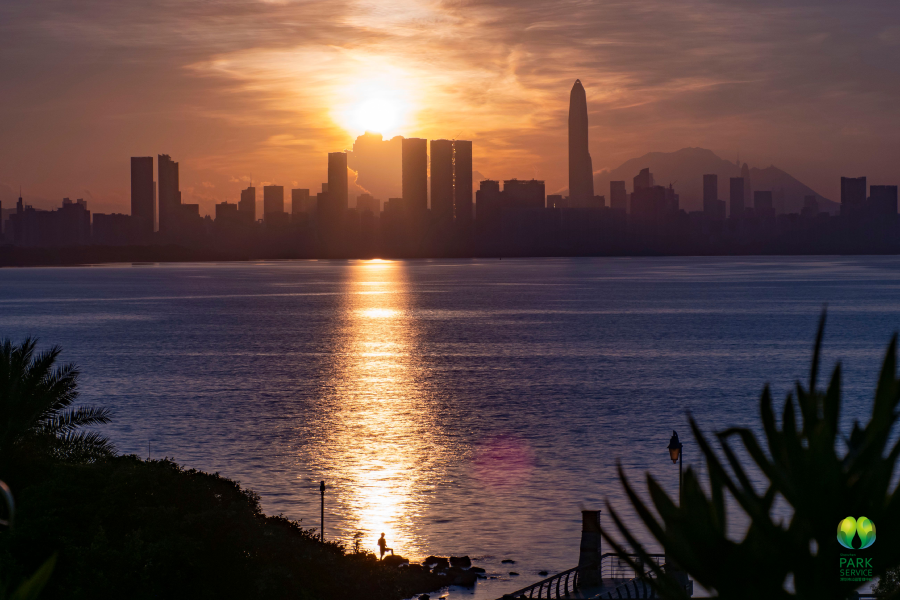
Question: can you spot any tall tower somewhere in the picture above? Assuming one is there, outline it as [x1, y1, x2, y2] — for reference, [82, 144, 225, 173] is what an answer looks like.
[453, 140, 473, 223]
[568, 80, 594, 207]
[131, 156, 155, 237]
[430, 139, 454, 222]
[157, 154, 181, 234]
[402, 138, 428, 211]
[327, 152, 349, 211]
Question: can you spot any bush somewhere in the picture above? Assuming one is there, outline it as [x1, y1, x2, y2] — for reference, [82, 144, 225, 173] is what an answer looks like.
[0, 455, 443, 600]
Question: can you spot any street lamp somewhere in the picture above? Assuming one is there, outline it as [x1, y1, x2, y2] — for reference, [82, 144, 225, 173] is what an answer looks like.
[667, 431, 683, 503]
[320, 481, 326, 542]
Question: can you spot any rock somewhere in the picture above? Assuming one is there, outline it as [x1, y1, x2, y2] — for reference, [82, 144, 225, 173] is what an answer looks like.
[501, 559, 516, 564]
[381, 554, 409, 567]
[509, 571, 519, 576]
[538, 570, 548, 576]
[452, 570, 478, 586]
[469, 566, 486, 574]
[424, 556, 449, 570]
[418, 595, 430, 600]
[449, 556, 471, 568]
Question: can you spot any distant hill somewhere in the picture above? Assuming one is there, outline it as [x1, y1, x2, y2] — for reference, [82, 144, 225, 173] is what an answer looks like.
[592, 148, 836, 214]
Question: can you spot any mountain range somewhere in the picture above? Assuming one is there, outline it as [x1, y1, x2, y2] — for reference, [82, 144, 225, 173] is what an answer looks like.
[591, 147, 837, 215]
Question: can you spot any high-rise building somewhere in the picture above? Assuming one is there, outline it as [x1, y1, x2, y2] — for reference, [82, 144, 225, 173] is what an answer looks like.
[157, 154, 181, 234]
[610, 181, 627, 212]
[239, 186, 256, 222]
[291, 189, 313, 215]
[503, 179, 545, 209]
[327, 152, 349, 211]
[870, 185, 899, 216]
[633, 168, 653, 191]
[729, 177, 745, 219]
[430, 139, 454, 222]
[454, 140, 473, 223]
[476, 180, 502, 212]
[568, 80, 594, 207]
[131, 157, 155, 236]
[402, 138, 427, 211]
[841, 176, 867, 218]
[215, 202, 239, 222]
[263, 185, 284, 221]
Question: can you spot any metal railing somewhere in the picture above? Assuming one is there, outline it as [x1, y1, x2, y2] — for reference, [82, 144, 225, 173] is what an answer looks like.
[499, 553, 667, 600]
[601, 554, 665, 580]
[499, 563, 584, 599]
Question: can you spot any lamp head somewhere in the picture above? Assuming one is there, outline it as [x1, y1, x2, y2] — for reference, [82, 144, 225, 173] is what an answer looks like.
[667, 430, 682, 463]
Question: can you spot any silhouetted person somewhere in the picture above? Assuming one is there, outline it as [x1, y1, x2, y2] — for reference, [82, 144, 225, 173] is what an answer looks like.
[378, 533, 393, 559]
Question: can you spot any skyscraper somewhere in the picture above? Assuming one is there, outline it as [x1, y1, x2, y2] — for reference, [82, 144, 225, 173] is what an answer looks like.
[402, 138, 427, 212]
[327, 152, 349, 211]
[239, 186, 256, 222]
[568, 80, 594, 207]
[841, 176, 866, 218]
[263, 185, 284, 216]
[428, 139, 473, 224]
[870, 185, 898, 216]
[430, 139, 454, 222]
[730, 177, 745, 219]
[131, 156, 155, 236]
[453, 140, 473, 223]
[157, 154, 180, 234]
[634, 168, 653, 191]
[292, 189, 313, 215]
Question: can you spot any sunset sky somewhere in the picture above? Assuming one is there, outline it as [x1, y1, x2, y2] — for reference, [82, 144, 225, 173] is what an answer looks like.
[1, 0, 898, 216]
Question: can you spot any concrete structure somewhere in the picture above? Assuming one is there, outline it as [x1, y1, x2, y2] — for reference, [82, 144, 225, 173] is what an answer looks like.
[430, 139, 454, 222]
[568, 80, 594, 207]
[263, 185, 285, 222]
[327, 152, 349, 211]
[239, 186, 256, 222]
[292, 189, 314, 215]
[157, 154, 180, 234]
[131, 156, 155, 236]
[401, 138, 427, 212]
[454, 140, 473, 222]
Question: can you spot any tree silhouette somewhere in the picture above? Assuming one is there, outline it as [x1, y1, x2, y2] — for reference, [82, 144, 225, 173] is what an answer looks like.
[0, 337, 113, 463]
[603, 312, 900, 599]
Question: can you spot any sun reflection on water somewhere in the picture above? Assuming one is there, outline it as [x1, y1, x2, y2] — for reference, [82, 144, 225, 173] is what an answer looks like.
[317, 260, 441, 558]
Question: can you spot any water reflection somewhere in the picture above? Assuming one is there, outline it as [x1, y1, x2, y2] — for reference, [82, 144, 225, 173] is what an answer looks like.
[316, 260, 444, 557]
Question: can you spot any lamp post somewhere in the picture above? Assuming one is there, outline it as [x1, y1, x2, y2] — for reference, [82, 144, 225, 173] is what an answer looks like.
[667, 431, 683, 503]
[319, 481, 326, 542]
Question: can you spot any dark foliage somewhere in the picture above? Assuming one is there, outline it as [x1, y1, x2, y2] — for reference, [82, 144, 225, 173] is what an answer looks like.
[0, 337, 114, 464]
[602, 313, 900, 599]
[0, 455, 444, 600]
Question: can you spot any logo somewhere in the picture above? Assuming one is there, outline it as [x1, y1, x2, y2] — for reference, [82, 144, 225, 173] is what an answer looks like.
[837, 516, 876, 550]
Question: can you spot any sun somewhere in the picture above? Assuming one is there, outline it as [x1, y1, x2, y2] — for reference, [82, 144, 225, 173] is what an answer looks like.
[333, 66, 416, 137]
[353, 97, 401, 135]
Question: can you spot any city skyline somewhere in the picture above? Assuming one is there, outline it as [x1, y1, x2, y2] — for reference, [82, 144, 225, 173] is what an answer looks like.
[1, 0, 898, 217]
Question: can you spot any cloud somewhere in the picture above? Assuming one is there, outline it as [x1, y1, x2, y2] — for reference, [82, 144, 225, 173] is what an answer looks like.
[0, 0, 898, 207]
